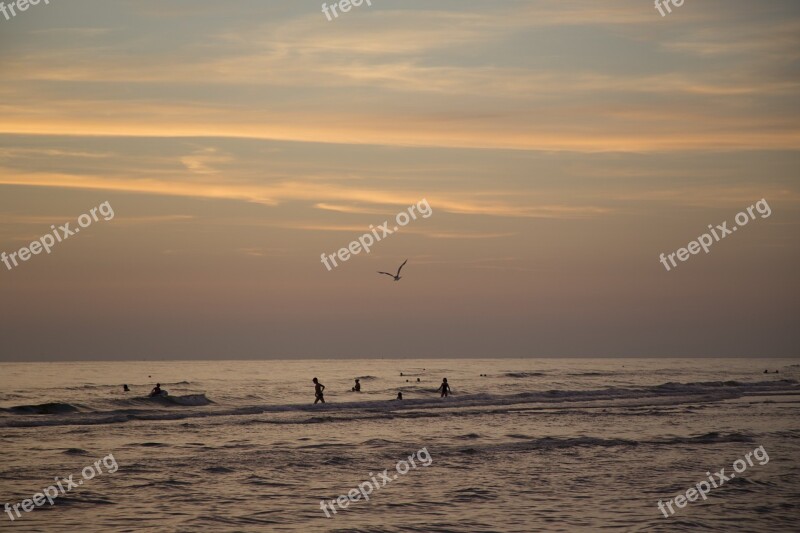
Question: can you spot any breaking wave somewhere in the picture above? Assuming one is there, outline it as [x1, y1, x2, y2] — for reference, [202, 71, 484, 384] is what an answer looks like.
[1, 380, 795, 429]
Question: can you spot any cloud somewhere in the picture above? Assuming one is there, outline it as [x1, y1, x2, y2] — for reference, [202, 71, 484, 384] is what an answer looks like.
[180, 147, 233, 175]
[314, 203, 394, 215]
[0, 1, 797, 153]
[0, 213, 194, 226]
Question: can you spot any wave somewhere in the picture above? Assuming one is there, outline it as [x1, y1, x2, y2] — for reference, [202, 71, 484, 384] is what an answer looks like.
[655, 380, 742, 389]
[204, 466, 235, 474]
[449, 487, 499, 503]
[2, 402, 80, 415]
[451, 432, 757, 453]
[504, 372, 546, 378]
[656, 431, 754, 445]
[2, 379, 796, 429]
[62, 447, 91, 455]
[159, 394, 213, 406]
[439, 431, 760, 455]
[111, 394, 213, 407]
[65, 381, 193, 390]
[361, 438, 397, 446]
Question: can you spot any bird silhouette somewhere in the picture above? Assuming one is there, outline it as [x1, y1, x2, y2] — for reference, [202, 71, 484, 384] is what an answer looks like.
[378, 259, 407, 281]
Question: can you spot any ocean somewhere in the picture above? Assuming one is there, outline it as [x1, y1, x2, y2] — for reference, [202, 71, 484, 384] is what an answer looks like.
[1, 358, 798, 532]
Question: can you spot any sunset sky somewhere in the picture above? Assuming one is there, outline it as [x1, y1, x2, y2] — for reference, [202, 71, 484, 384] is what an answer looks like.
[1, 0, 798, 360]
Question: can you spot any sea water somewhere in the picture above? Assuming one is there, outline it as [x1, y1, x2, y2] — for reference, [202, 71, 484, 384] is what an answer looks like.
[1, 358, 798, 532]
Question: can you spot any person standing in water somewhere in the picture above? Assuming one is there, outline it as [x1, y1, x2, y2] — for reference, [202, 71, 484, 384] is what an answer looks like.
[437, 378, 451, 398]
[352, 379, 361, 392]
[313, 377, 326, 404]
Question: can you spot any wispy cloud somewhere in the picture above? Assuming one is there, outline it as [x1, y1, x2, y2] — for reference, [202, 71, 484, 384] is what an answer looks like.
[0, 213, 194, 226]
[0, 2, 797, 153]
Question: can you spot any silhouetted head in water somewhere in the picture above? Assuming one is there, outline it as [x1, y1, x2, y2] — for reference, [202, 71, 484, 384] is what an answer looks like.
[123, 384, 130, 392]
[417, 378, 420, 382]
[397, 392, 403, 400]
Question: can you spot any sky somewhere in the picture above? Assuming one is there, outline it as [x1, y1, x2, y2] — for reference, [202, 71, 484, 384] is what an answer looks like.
[0, 0, 798, 361]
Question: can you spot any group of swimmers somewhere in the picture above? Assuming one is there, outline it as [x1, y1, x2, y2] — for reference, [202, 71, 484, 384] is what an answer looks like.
[311, 376, 452, 404]
[124, 376, 454, 404]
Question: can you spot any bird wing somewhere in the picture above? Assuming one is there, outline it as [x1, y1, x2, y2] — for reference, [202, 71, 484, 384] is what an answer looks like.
[396, 259, 408, 276]
[377, 271, 395, 277]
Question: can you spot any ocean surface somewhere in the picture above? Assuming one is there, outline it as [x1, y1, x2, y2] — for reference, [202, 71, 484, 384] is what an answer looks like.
[1, 358, 799, 532]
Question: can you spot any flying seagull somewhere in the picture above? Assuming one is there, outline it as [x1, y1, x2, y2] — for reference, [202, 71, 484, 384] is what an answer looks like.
[378, 259, 407, 281]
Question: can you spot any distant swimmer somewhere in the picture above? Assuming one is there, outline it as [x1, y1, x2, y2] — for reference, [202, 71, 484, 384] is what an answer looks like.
[396, 392, 403, 400]
[313, 377, 326, 404]
[149, 383, 165, 397]
[764, 369, 769, 373]
[377, 259, 407, 281]
[352, 379, 361, 392]
[437, 378, 451, 398]
[417, 378, 420, 382]
[123, 384, 130, 392]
